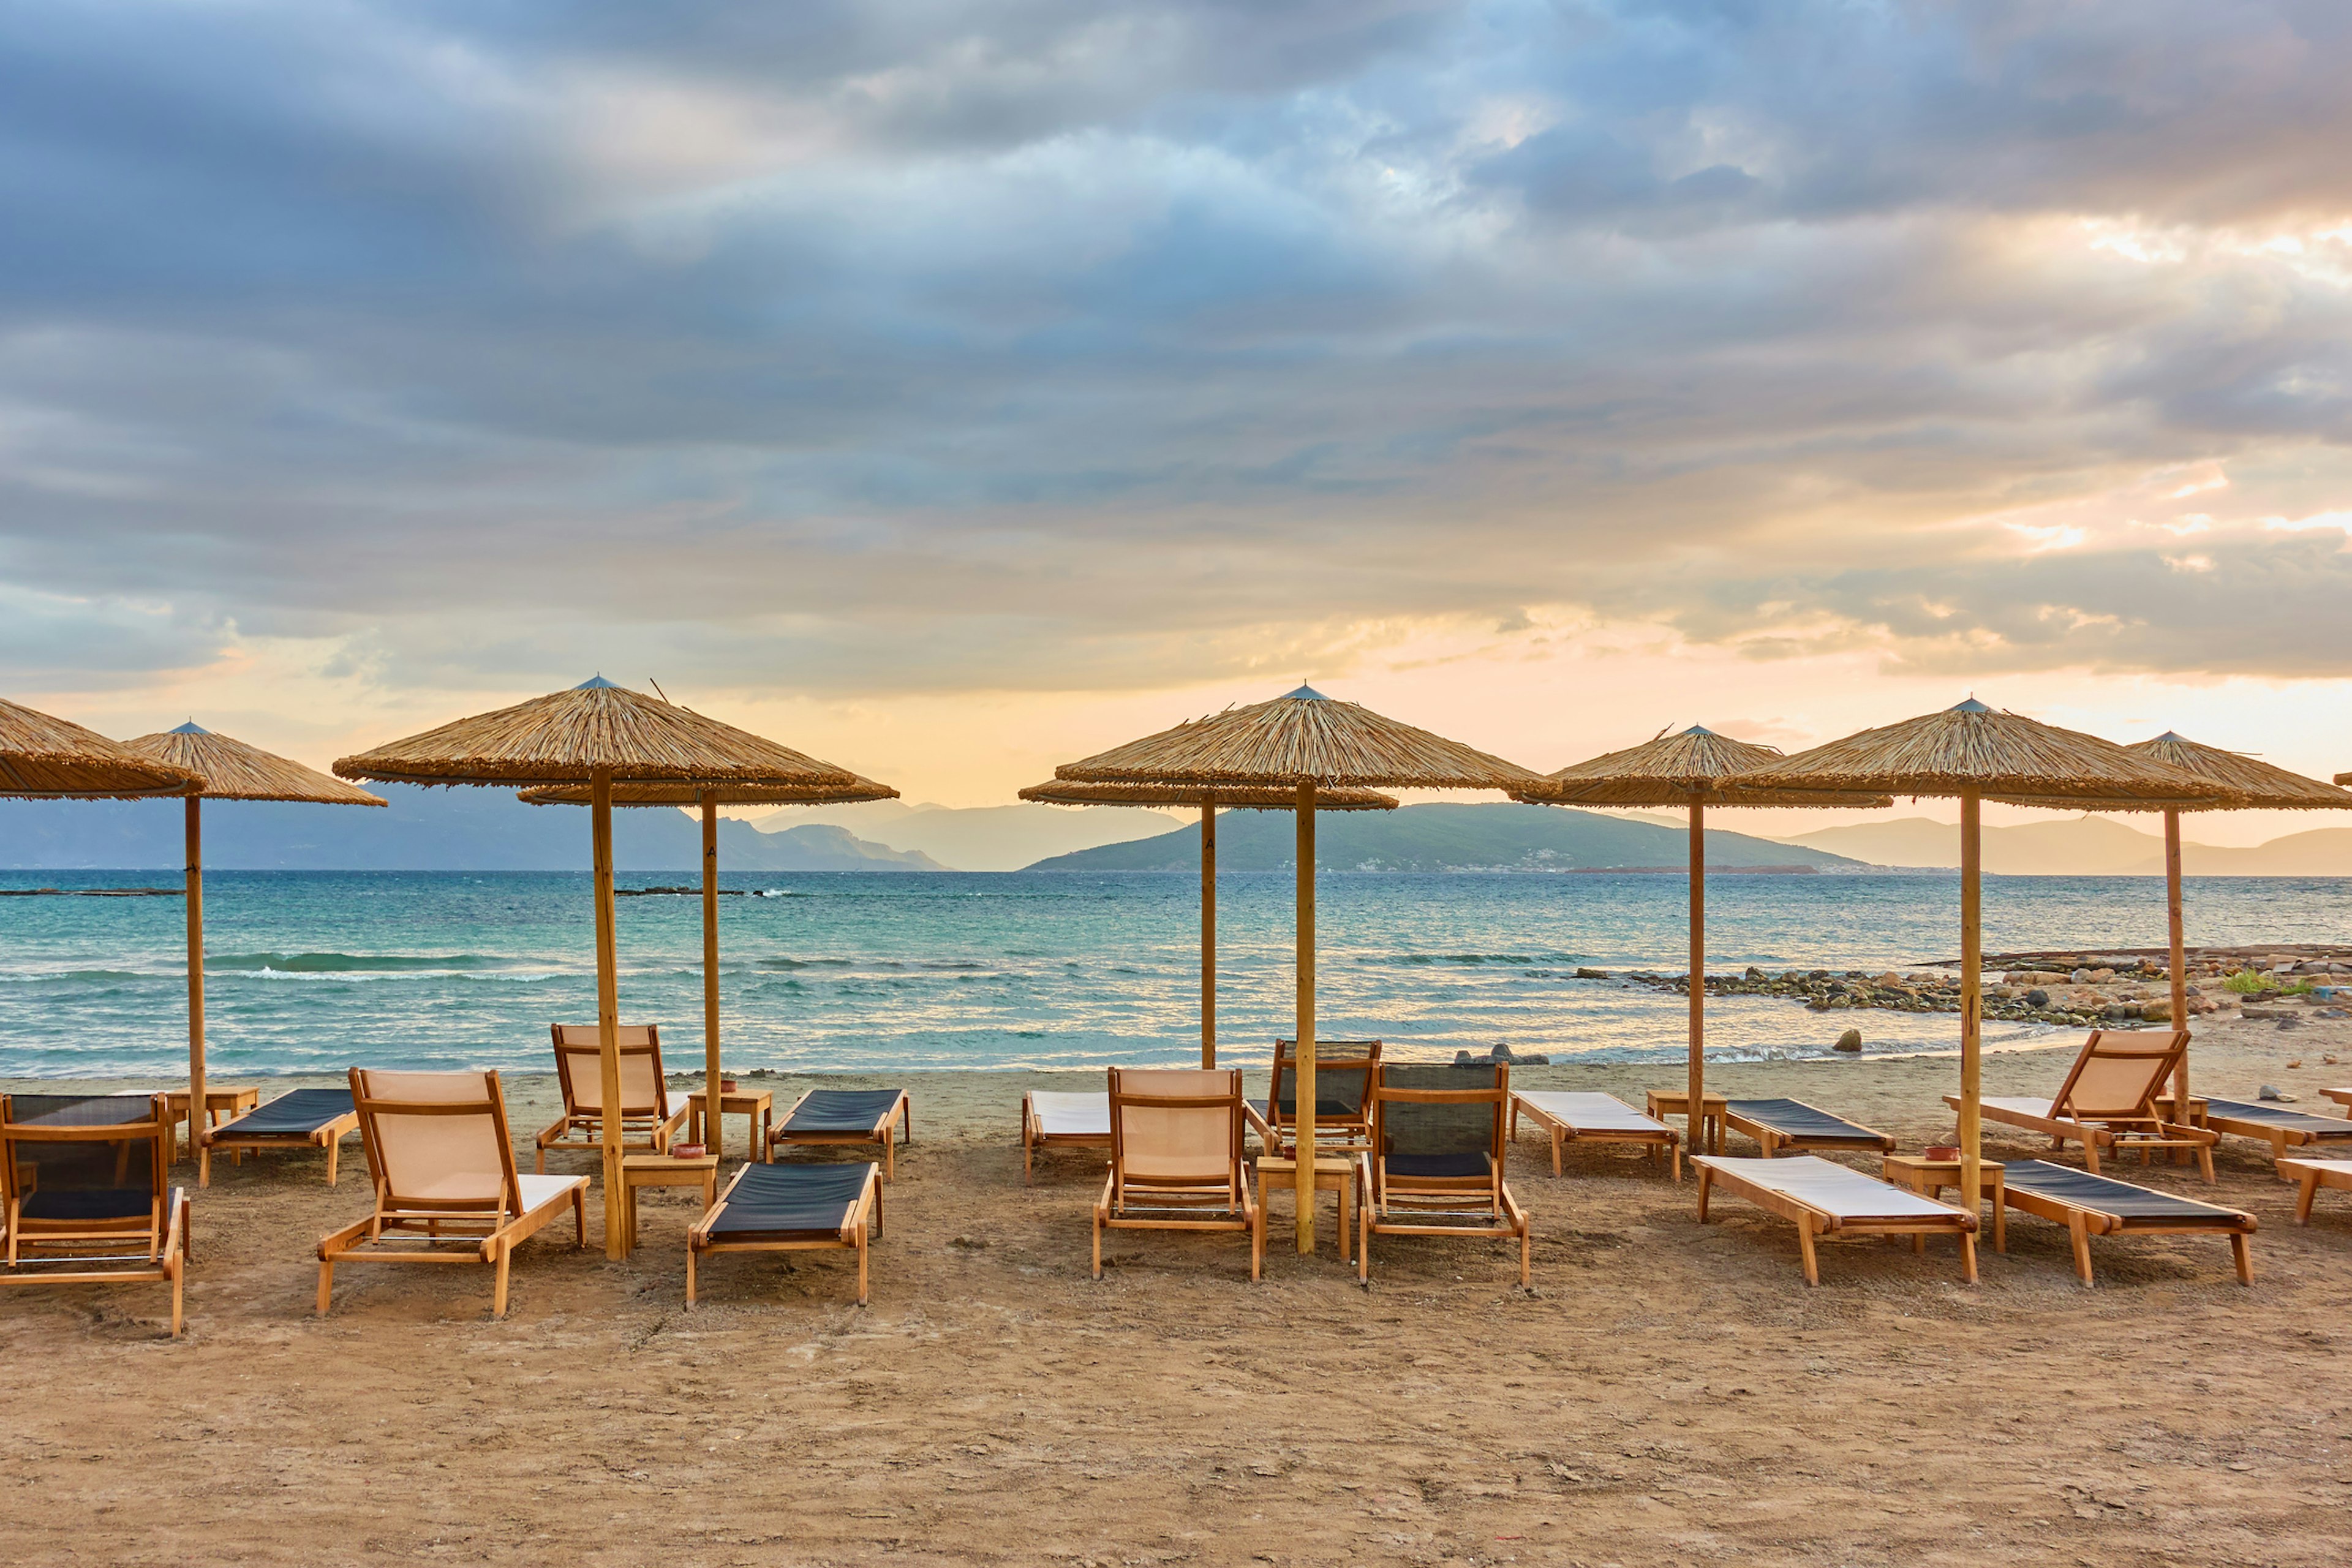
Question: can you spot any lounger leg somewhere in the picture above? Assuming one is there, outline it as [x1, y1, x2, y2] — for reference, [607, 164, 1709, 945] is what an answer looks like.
[1958, 1229, 1978, 1286]
[535, 1147, 546, 1175]
[492, 1241, 511, 1318]
[1796, 1216, 1819, 1286]
[571, 1186, 586, 1248]
[2229, 1232, 2252, 1286]
[2196, 1145, 2215, 1184]
[170, 1248, 184, 1336]
[2067, 1213, 2094, 1286]
[1023, 1128, 1034, 1186]
[1518, 1221, 1531, 1288]
[884, 1129, 895, 1184]
[1671, 1142, 1681, 1183]
[685, 1243, 698, 1306]
[2082, 1142, 2100, 1176]
[1091, 1204, 1104, 1280]
[857, 1222, 870, 1306]
[1695, 1165, 1714, 1223]
[198, 1140, 210, 1188]
[2296, 1170, 2320, 1223]
[315, 1257, 334, 1315]
[326, 1136, 339, 1186]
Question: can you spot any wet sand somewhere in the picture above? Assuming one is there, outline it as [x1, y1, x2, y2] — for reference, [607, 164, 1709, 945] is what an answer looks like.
[5, 1011, 2351, 1566]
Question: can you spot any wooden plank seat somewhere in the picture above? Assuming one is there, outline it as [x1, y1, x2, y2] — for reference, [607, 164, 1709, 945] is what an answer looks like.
[534, 1023, 691, 1173]
[687, 1161, 881, 1306]
[1693, 1155, 1977, 1286]
[2278, 1156, 2352, 1224]
[1722, 1098, 1894, 1158]
[200, 1088, 360, 1186]
[1357, 1063, 1530, 1286]
[771, 1088, 911, 1182]
[1510, 1090, 1681, 1180]
[1947, 1030, 2214, 1181]
[2, 1093, 189, 1336]
[1021, 1091, 1109, 1184]
[1094, 1068, 1262, 1281]
[1997, 1159, 2253, 1287]
[2200, 1099, 2352, 1158]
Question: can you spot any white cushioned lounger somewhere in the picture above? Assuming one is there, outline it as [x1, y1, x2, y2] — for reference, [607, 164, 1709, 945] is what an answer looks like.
[1693, 1154, 1978, 1286]
[1510, 1091, 1680, 1179]
[1022, 1091, 1110, 1183]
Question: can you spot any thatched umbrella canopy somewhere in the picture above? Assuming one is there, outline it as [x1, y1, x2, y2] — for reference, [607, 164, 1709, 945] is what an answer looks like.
[1512, 726, 1891, 1154]
[518, 773, 901, 1158]
[1052, 685, 1541, 1256]
[337, 677, 875, 1257]
[121, 724, 386, 1163]
[1, 696, 198, 799]
[1729, 699, 2239, 1221]
[1020, 778, 1398, 1069]
[1992, 733, 2352, 1115]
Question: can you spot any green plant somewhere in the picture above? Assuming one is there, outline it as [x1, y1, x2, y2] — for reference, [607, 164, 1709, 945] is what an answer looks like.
[2223, 970, 2315, 996]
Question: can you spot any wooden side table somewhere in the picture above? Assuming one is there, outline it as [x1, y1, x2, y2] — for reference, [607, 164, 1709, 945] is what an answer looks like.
[1882, 1154, 2005, 1253]
[619, 1153, 719, 1256]
[1257, 1155, 1355, 1261]
[164, 1085, 259, 1163]
[677, 1089, 775, 1163]
[1645, 1090, 1727, 1155]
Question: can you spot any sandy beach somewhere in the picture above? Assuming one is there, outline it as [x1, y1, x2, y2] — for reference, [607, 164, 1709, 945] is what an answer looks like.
[6, 1010, 2352, 1567]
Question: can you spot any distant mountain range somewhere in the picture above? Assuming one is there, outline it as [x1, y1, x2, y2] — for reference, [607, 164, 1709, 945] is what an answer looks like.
[748, 799, 1179, 871]
[0, 785, 940, 873]
[1027, 803, 1863, 873]
[1776, 815, 2352, 876]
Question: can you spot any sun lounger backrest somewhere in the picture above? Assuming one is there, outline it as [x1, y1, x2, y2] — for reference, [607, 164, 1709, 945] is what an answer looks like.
[1, 1094, 168, 1219]
[549, 1024, 666, 1117]
[1107, 1068, 1243, 1186]
[1373, 1064, 1507, 1162]
[2052, 1031, 2187, 1120]
[1270, 1038, 1381, 1117]
[351, 1068, 520, 1215]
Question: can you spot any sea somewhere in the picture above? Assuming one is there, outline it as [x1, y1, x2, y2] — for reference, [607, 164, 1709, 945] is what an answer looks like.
[3, 869, 2348, 1080]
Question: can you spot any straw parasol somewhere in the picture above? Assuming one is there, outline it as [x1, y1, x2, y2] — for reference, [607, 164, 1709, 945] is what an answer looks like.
[1, 696, 199, 798]
[1054, 685, 1544, 1254]
[1728, 699, 2239, 1221]
[1018, 779, 1398, 1068]
[518, 772, 901, 1156]
[1994, 733, 2352, 1114]
[121, 724, 386, 1159]
[337, 677, 874, 1257]
[1512, 726, 1891, 1153]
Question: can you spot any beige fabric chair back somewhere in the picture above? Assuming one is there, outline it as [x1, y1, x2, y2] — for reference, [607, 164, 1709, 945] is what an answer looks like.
[352, 1068, 521, 1216]
[2053, 1031, 2188, 1120]
[1109, 1068, 1243, 1187]
[549, 1024, 666, 1117]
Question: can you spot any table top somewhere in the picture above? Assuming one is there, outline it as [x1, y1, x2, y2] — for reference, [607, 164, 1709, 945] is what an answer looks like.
[1883, 1154, 2005, 1174]
[1646, 1090, 1729, 1108]
[165, 1086, 258, 1107]
[622, 1153, 718, 1175]
[674, 1087, 774, 1108]
[1257, 1155, 1357, 1176]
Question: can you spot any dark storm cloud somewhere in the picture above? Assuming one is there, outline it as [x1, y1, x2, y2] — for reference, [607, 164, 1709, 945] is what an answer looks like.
[1, 1, 2349, 696]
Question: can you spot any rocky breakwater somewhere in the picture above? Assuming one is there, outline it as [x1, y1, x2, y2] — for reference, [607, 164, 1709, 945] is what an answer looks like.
[1623, 959, 2218, 1030]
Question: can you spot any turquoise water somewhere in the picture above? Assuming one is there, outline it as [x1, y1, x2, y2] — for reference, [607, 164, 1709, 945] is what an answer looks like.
[2, 870, 2347, 1079]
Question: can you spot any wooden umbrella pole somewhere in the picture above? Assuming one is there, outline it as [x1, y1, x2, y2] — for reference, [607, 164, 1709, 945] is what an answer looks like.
[1200, 804, 1217, 1069]
[1687, 801, 1705, 1156]
[1958, 789, 1983, 1229]
[592, 767, 625, 1259]
[703, 793, 722, 1159]
[1294, 779, 1317, 1256]
[2165, 808, 2189, 1121]
[184, 796, 205, 1167]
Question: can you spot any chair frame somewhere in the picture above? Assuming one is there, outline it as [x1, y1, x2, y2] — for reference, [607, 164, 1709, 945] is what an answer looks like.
[534, 1023, 691, 1174]
[1721, 1099, 1896, 1158]
[317, 1068, 586, 1318]
[770, 1089, 912, 1182]
[1243, 1038, 1382, 1159]
[1356, 1065, 1531, 1286]
[1952, 1030, 2216, 1181]
[1693, 1155, 1977, 1286]
[1093, 1068, 1263, 1281]
[687, 1161, 882, 1306]
[1, 1093, 189, 1336]
[1510, 1090, 1681, 1180]
[1021, 1091, 1110, 1185]
[1997, 1163, 2253, 1286]
[199, 1091, 361, 1187]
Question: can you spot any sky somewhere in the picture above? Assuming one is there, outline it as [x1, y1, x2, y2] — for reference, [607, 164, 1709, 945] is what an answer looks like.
[4, 2, 2350, 843]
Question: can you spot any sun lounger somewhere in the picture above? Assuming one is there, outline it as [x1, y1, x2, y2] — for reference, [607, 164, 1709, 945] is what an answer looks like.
[1022, 1090, 1110, 1184]
[1, 1093, 189, 1336]
[771, 1088, 912, 1182]
[199, 1087, 360, 1186]
[2202, 1099, 2352, 1158]
[1949, 1029, 2215, 1180]
[1509, 1090, 1681, 1180]
[687, 1161, 881, 1305]
[1692, 1155, 1977, 1285]
[1244, 1037, 1381, 1159]
[2278, 1156, 2352, 1224]
[1357, 1063, 1530, 1286]
[1721, 1098, 1894, 1158]
[2322, 1087, 2349, 1111]
[535, 1023, 691, 1172]
[1997, 1159, 2253, 1286]
[317, 1068, 587, 1317]
[1094, 1068, 1262, 1280]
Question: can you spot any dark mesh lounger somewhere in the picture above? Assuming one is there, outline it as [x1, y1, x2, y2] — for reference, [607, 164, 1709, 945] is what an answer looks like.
[689, 1160, 881, 1305]
[771, 1089, 911, 1181]
[2201, 1099, 2352, 1156]
[201, 1088, 361, 1186]
[1722, 1098, 1894, 1156]
[1999, 1159, 2255, 1286]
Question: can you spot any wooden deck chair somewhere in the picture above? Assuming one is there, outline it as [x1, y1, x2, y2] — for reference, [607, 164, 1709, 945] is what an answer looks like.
[1721, 1098, 1894, 1158]
[535, 1024, 690, 1172]
[1, 1093, 188, 1336]
[688, 1161, 881, 1306]
[1948, 1030, 2215, 1181]
[200, 1088, 360, 1186]
[1244, 1038, 1382, 1159]
[1093, 1068, 1262, 1281]
[318, 1069, 587, 1317]
[771, 1088, 911, 1182]
[1510, 1090, 1681, 1180]
[2278, 1156, 2352, 1224]
[2199, 1099, 2352, 1159]
[1997, 1159, 2253, 1286]
[1357, 1063, 1530, 1286]
[1021, 1091, 1109, 1184]
[1693, 1155, 1977, 1286]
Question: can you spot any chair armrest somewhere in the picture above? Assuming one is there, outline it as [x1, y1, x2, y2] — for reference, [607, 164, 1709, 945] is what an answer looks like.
[1242, 1099, 1279, 1149]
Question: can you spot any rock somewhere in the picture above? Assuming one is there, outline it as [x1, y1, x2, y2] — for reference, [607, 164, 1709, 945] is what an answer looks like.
[1575, 967, 1610, 979]
[2139, 1000, 2172, 1023]
[1833, 1028, 1863, 1053]
[1745, 966, 1767, 982]
[2259, 1084, 2297, 1101]
[2071, 968, 2093, 984]
[2026, 989, 2049, 1009]
[2090, 968, 2117, 982]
